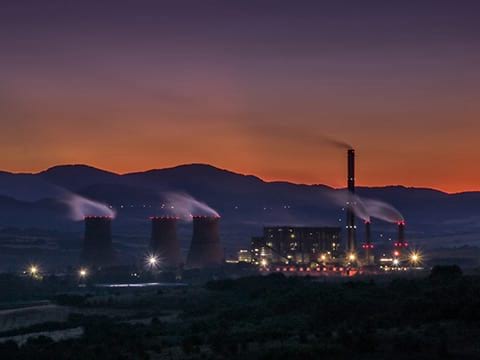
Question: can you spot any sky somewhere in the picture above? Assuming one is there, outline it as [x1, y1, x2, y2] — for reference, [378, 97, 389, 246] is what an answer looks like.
[1, 0, 479, 193]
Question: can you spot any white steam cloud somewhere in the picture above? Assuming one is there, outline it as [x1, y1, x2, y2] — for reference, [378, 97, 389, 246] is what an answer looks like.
[61, 193, 116, 221]
[162, 192, 219, 220]
[328, 191, 403, 223]
[360, 198, 404, 224]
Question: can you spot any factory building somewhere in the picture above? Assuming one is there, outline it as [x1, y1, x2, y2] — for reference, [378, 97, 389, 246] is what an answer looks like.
[251, 226, 341, 266]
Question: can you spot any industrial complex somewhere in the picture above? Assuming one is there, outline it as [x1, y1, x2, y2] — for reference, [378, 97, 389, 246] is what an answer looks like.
[66, 147, 422, 281]
[240, 148, 421, 275]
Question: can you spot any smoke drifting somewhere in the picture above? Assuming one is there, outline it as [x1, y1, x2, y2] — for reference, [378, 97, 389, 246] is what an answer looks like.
[162, 192, 219, 220]
[361, 198, 404, 224]
[249, 123, 352, 150]
[328, 191, 403, 223]
[318, 135, 352, 150]
[328, 191, 370, 222]
[61, 193, 116, 221]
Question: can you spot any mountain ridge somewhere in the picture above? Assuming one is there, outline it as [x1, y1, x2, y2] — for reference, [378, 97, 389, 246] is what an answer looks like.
[3, 163, 470, 195]
[0, 163, 478, 252]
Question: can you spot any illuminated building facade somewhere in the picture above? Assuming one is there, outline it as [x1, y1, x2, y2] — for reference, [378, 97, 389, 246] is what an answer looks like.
[251, 226, 341, 265]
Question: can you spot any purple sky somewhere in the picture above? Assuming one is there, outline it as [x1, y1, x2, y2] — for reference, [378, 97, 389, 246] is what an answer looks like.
[1, 0, 479, 192]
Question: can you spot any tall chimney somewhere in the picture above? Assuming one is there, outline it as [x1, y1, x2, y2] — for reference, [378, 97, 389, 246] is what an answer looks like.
[150, 216, 181, 267]
[346, 148, 356, 255]
[362, 220, 374, 265]
[394, 221, 408, 258]
[82, 216, 115, 267]
[186, 216, 223, 269]
[398, 221, 406, 244]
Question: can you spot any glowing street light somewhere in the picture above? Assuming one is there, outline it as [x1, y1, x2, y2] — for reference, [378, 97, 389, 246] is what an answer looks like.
[146, 254, 159, 269]
[260, 259, 268, 267]
[79, 268, 88, 279]
[348, 253, 356, 262]
[29, 265, 38, 276]
[409, 251, 422, 266]
[392, 259, 400, 266]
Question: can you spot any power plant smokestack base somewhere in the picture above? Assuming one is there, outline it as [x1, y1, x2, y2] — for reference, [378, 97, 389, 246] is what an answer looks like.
[82, 216, 115, 268]
[186, 216, 223, 269]
[393, 221, 408, 258]
[362, 220, 374, 266]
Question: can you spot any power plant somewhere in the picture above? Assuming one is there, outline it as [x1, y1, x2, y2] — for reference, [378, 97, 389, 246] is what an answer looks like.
[82, 216, 115, 268]
[51, 143, 417, 278]
[186, 216, 224, 269]
[241, 146, 419, 275]
[150, 216, 181, 268]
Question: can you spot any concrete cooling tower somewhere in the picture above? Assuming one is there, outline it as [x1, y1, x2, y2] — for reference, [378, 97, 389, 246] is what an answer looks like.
[82, 216, 115, 267]
[150, 216, 181, 267]
[186, 216, 224, 269]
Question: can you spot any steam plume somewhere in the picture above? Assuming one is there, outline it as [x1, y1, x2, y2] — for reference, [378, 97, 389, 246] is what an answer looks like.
[61, 193, 116, 221]
[162, 192, 219, 220]
[361, 198, 404, 223]
[328, 191, 403, 223]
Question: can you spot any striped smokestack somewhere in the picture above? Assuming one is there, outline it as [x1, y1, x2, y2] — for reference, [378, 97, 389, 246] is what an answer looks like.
[362, 220, 374, 265]
[394, 221, 408, 259]
[346, 149, 356, 255]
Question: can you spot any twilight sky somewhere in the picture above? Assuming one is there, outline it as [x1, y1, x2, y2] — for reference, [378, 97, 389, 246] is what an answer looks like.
[1, 0, 479, 193]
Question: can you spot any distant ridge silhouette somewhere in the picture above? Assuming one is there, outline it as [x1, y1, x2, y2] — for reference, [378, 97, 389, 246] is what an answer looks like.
[0, 163, 479, 249]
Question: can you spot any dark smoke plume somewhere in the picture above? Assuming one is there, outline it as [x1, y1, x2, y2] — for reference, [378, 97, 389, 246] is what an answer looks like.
[318, 134, 353, 150]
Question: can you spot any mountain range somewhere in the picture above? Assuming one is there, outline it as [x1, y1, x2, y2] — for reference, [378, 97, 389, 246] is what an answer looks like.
[0, 164, 479, 253]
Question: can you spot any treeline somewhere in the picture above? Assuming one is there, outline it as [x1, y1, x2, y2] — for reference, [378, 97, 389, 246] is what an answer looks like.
[1, 266, 480, 359]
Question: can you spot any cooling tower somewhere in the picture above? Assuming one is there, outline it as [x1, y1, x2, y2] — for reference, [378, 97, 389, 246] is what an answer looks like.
[150, 216, 181, 267]
[186, 216, 223, 269]
[82, 216, 115, 267]
[346, 148, 356, 254]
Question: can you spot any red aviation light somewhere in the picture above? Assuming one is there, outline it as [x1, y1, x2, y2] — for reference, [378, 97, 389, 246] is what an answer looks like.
[84, 215, 112, 219]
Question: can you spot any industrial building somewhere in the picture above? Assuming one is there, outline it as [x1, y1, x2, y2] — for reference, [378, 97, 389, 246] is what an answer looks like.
[250, 226, 341, 266]
[71, 147, 415, 277]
